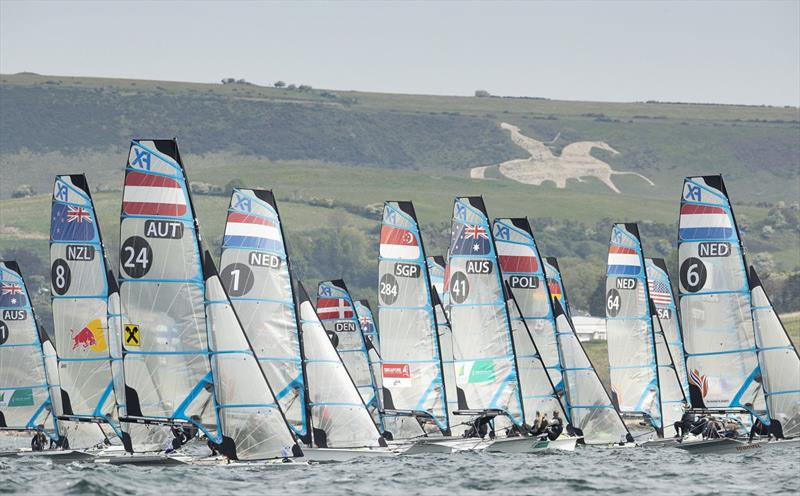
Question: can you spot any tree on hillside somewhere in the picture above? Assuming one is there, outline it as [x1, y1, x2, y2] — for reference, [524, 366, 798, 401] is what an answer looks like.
[12, 184, 34, 198]
[274, 80, 286, 88]
[474, 89, 490, 97]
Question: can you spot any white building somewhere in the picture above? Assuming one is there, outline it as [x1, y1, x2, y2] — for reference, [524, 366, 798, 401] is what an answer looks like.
[571, 316, 606, 342]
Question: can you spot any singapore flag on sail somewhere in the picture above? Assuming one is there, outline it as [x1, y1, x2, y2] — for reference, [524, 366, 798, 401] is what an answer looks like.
[380, 226, 420, 260]
[382, 363, 411, 388]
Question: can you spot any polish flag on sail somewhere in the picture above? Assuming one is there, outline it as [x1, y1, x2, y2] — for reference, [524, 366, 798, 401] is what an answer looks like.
[497, 242, 538, 274]
[122, 171, 187, 217]
[380, 225, 420, 260]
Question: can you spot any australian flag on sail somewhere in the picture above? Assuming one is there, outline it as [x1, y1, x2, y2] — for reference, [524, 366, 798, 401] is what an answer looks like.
[451, 223, 491, 256]
[0, 282, 26, 307]
[679, 204, 733, 241]
[50, 203, 94, 241]
[224, 212, 283, 252]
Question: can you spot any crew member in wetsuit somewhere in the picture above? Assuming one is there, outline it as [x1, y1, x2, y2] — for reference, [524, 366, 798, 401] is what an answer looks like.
[674, 404, 694, 437]
[749, 418, 770, 441]
[547, 411, 564, 441]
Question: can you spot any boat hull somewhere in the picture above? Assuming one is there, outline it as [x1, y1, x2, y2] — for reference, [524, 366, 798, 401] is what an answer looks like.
[300, 447, 397, 462]
[676, 437, 800, 455]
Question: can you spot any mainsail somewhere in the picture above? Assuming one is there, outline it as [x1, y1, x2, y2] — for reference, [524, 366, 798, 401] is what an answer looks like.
[749, 267, 800, 438]
[317, 280, 382, 428]
[219, 189, 306, 439]
[447, 197, 523, 425]
[49, 174, 120, 440]
[203, 252, 300, 460]
[678, 175, 765, 411]
[606, 223, 662, 428]
[354, 299, 383, 424]
[645, 258, 691, 400]
[118, 139, 217, 443]
[378, 201, 449, 434]
[493, 218, 567, 420]
[297, 283, 385, 448]
[546, 257, 632, 444]
[0, 261, 60, 443]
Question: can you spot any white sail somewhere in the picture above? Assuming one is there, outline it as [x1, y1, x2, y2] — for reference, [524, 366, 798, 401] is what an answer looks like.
[749, 267, 800, 438]
[447, 197, 523, 426]
[494, 218, 567, 422]
[645, 258, 691, 400]
[547, 258, 633, 445]
[297, 283, 385, 448]
[378, 201, 449, 435]
[49, 174, 121, 443]
[0, 262, 60, 443]
[317, 280, 383, 429]
[606, 223, 661, 428]
[354, 299, 384, 428]
[678, 175, 765, 412]
[202, 252, 300, 461]
[651, 302, 689, 436]
[219, 189, 307, 439]
[118, 139, 216, 444]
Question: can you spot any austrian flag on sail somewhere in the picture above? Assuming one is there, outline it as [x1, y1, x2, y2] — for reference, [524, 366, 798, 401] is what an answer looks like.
[122, 171, 187, 217]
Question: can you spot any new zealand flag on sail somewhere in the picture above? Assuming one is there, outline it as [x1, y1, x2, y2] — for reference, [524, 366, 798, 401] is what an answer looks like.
[51, 203, 94, 241]
[450, 223, 491, 255]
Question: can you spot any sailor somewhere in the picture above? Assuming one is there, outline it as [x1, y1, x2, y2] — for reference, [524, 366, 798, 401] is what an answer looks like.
[533, 413, 549, 436]
[673, 404, 694, 437]
[703, 418, 724, 439]
[547, 411, 564, 440]
[689, 414, 709, 436]
[749, 418, 770, 441]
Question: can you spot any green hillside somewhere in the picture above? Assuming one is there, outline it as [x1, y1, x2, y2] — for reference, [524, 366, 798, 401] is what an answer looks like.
[0, 73, 798, 329]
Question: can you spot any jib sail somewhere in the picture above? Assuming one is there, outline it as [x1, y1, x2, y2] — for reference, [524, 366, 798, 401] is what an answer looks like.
[219, 189, 307, 438]
[447, 197, 523, 425]
[378, 201, 449, 434]
[677, 175, 765, 411]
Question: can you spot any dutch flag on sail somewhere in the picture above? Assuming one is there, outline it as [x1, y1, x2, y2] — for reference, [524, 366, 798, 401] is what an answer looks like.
[679, 204, 733, 241]
[379, 226, 420, 260]
[122, 171, 188, 217]
[224, 212, 282, 252]
[608, 245, 641, 276]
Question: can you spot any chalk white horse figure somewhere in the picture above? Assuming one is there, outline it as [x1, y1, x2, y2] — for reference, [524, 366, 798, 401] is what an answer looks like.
[477, 123, 653, 194]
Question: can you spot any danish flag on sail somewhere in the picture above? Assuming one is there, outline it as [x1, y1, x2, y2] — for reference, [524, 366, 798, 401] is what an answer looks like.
[379, 226, 420, 260]
[122, 171, 187, 217]
[679, 204, 733, 241]
[317, 297, 354, 320]
[607, 245, 641, 276]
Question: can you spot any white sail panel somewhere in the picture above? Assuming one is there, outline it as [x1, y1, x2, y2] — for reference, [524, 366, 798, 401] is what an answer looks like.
[750, 267, 800, 438]
[0, 262, 59, 441]
[118, 140, 215, 437]
[547, 258, 632, 445]
[447, 197, 523, 425]
[354, 299, 384, 429]
[645, 258, 691, 400]
[297, 283, 384, 448]
[678, 176, 764, 411]
[378, 201, 448, 434]
[317, 280, 382, 428]
[606, 223, 660, 428]
[203, 253, 299, 461]
[219, 189, 306, 438]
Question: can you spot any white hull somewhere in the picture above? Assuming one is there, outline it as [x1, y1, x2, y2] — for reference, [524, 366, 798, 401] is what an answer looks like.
[95, 454, 190, 466]
[676, 437, 800, 455]
[14, 449, 94, 462]
[485, 437, 550, 453]
[300, 447, 397, 462]
[547, 436, 579, 451]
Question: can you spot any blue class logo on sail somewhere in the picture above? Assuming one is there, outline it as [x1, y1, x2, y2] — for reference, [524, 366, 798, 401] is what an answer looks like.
[679, 204, 733, 241]
[451, 224, 491, 255]
[50, 203, 94, 241]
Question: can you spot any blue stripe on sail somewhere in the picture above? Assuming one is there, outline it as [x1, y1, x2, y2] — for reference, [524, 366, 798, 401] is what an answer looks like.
[223, 235, 282, 251]
[608, 265, 641, 276]
[679, 227, 733, 240]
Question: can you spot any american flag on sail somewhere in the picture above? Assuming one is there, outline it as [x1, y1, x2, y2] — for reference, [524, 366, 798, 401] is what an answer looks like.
[648, 278, 673, 306]
[317, 297, 354, 320]
[122, 171, 188, 217]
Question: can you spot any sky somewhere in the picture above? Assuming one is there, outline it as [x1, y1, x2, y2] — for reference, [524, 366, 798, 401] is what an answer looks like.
[1, 0, 799, 106]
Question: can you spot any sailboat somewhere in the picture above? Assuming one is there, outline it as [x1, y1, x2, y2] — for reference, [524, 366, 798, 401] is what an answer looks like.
[377, 201, 451, 439]
[218, 187, 387, 461]
[317, 280, 383, 432]
[545, 257, 635, 446]
[0, 261, 63, 453]
[605, 223, 687, 440]
[48, 174, 126, 451]
[492, 217, 578, 450]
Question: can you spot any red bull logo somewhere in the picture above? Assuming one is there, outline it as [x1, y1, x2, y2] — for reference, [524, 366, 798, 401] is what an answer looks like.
[71, 319, 107, 352]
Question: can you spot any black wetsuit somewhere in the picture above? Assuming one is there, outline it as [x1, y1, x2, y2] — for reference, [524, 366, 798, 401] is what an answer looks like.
[674, 411, 695, 436]
[749, 419, 770, 441]
[547, 417, 564, 441]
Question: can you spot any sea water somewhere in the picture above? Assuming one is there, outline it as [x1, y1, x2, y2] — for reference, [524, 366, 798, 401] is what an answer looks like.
[0, 440, 798, 495]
